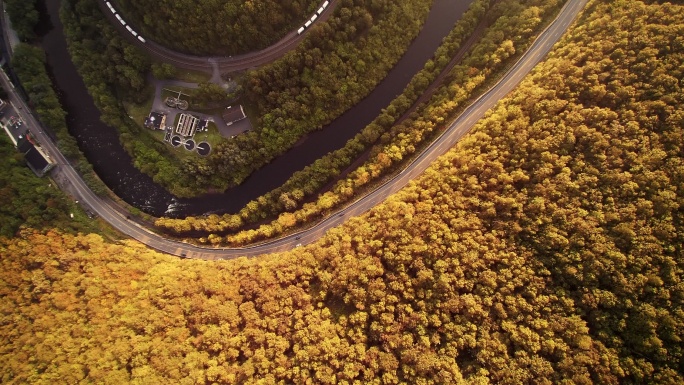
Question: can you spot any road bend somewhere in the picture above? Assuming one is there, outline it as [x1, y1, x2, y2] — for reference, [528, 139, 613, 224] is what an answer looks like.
[98, 0, 340, 73]
[4, 0, 587, 259]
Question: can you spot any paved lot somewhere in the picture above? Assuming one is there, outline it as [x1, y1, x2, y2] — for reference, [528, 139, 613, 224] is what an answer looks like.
[1, 111, 27, 142]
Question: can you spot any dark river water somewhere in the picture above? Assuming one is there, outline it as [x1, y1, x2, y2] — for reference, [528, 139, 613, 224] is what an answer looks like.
[43, 0, 473, 218]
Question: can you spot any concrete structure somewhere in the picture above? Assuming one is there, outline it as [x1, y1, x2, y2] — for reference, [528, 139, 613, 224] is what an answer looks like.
[222, 105, 246, 126]
[196, 119, 208, 133]
[165, 96, 188, 110]
[176, 113, 199, 137]
[144, 111, 166, 130]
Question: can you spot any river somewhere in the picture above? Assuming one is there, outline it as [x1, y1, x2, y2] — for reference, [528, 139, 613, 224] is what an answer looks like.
[42, 0, 473, 217]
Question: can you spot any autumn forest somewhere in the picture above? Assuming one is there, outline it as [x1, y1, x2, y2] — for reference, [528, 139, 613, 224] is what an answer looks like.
[1, 0, 683, 383]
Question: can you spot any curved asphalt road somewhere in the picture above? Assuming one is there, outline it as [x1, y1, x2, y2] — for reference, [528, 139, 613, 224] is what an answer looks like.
[99, 0, 339, 73]
[4, 0, 587, 259]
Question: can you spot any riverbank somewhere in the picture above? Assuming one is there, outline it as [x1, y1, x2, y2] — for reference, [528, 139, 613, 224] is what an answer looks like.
[44, 0, 472, 218]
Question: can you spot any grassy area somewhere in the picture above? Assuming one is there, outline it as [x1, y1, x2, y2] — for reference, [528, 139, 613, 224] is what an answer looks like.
[123, 90, 155, 129]
[173, 68, 211, 83]
[146, 127, 167, 142]
[194, 121, 224, 145]
[151, 60, 212, 83]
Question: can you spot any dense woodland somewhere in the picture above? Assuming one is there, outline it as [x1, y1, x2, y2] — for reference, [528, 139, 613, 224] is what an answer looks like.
[0, 134, 93, 238]
[188, 0, 434, 189]
[1, 0, 683, 383]
[157, 0, 564, 237]
[60, 0, 205, 196]
[9, 42, 111, 195]
[115, 0, 319, 55]
[3, 0, 39, 41]
[10, 44, 77, 157]
[62, 0, 433, 197]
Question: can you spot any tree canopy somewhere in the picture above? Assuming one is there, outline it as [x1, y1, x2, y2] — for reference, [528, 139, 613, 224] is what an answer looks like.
[1, 0, 683, 383]
[4, 0, 39, 41]
[115, 0, 319, 55]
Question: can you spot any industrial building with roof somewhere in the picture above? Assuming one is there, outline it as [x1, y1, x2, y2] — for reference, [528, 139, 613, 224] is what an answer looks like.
[176, 113, 199, 137]
[222, 105, 246, 126]
[16, 133, 53, 177]
[144, 111, 167, 130]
